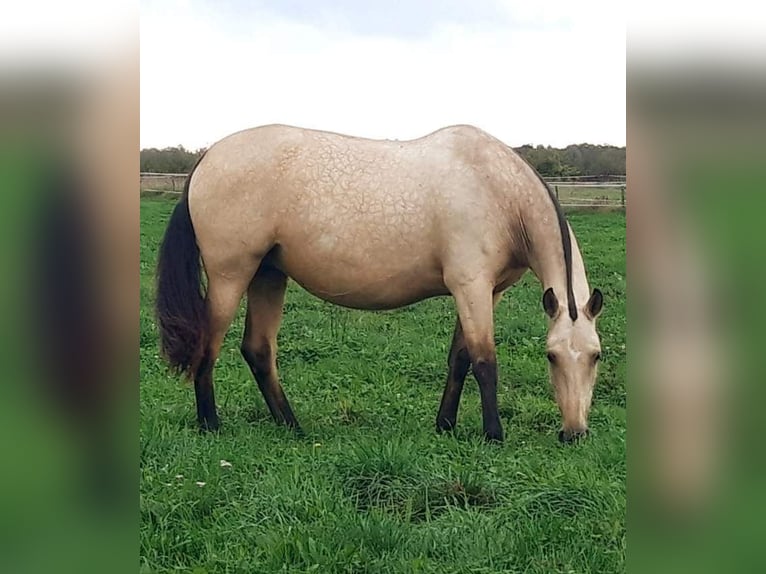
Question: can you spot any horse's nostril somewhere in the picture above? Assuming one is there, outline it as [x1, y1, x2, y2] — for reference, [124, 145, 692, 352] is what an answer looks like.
[558, 429, 589, 444]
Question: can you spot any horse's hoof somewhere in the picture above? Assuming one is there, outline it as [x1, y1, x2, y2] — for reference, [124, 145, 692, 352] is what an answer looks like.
[198, 416, 220, 433]
[483, 429, 504, 443]
[436, 418, 457, 433]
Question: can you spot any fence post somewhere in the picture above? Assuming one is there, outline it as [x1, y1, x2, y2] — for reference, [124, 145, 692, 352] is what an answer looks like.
[621, 186, 625, 207]
[555, 185, 559, 200]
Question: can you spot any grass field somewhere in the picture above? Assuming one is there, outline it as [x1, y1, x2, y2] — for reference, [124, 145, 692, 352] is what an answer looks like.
[140, 197, 626, 573]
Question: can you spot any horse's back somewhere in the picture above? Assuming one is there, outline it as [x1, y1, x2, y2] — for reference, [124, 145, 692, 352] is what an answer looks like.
[189, 123, 503, 228]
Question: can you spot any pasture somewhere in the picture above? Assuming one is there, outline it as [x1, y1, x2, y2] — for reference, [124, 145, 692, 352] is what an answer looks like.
[140, 196, 626, 573]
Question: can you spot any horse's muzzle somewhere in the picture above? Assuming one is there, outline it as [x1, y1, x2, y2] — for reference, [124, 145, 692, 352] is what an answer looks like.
[558, 428, 589, 444]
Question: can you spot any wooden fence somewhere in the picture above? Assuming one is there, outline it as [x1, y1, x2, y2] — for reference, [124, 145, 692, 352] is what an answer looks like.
[141, 173, 626, 209]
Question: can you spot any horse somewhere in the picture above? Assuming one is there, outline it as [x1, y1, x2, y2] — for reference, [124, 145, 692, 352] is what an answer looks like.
[155, 124, 603, 443]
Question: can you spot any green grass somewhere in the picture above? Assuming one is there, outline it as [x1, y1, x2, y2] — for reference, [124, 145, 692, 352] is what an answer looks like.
[140, 197, 626, 573]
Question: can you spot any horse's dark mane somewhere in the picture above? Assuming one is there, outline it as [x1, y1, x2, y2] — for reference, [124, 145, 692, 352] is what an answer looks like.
[521, 159, 578, 321]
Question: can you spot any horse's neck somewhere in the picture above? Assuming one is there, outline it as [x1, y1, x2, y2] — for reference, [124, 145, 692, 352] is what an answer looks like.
[523, 210, 591, 312]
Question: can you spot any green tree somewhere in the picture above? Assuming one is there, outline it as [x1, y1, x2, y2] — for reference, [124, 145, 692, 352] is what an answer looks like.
[140, 146, 206, 173]
[514, 143, 624, 178]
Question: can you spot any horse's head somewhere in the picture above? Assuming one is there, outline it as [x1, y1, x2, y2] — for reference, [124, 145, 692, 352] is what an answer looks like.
[542, 287, 603, 443]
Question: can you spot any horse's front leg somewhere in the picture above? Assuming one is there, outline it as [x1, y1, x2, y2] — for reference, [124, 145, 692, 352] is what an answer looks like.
[436, 319, 470, 433]
[436, 292, 504, 434]
[447, 278, 503, 442]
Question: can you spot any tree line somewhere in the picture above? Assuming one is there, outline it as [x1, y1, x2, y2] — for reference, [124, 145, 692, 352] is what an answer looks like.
[514, 143, 625, 178]
[140, 146, 206, 174]
[141, 142, 625, 178]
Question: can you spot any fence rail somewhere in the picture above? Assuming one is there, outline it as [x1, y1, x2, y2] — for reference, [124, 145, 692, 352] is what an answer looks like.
[141, 173, 626, 209]
[140, 173, 188, 194]
[543, 174, 626, 182]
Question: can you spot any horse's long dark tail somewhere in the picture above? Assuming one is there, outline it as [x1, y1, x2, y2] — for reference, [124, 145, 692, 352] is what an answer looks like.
[155, 157, 208, 377]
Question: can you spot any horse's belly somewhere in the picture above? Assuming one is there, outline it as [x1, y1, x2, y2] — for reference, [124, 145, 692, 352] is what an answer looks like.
[269, 244, 448, 310]
[300, 280, 449, 310]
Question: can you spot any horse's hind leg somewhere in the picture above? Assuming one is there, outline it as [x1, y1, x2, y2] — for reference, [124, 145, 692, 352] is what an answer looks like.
[240, 266, 300, 431]
[195, 274, 253, 431]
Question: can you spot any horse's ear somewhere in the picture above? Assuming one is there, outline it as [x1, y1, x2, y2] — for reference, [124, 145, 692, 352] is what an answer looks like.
[542, 287, 559, 318]
[585, 288, 603, 319]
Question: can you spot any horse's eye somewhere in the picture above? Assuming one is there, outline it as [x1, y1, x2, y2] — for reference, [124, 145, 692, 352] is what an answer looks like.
[546, 352, 556, 363]
[593, 352, 602, 363]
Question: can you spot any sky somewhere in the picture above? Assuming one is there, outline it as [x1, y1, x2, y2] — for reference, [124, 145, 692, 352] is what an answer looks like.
[140, 0, 625, 150]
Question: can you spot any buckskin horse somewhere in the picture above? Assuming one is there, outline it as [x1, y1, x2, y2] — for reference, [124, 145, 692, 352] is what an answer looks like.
[155, 124, 603, 443]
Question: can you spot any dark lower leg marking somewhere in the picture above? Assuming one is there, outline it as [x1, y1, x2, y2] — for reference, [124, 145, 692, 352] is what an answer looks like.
[241, 344, 300, 430]
[194, 352, 219, 431]
[473, 359, 503, 442]
[436, 345, 470, 432]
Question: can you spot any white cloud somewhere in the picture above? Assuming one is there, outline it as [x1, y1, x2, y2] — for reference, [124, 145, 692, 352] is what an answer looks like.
[140, 1, 625, 149]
